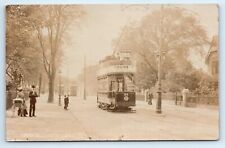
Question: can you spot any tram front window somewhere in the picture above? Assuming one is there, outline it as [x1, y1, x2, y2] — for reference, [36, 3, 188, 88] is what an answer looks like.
[118, 78, 123, 92]
[111, 79, 124, 92]
[124, 75, 135, 92]
[118, 82, 123, 92]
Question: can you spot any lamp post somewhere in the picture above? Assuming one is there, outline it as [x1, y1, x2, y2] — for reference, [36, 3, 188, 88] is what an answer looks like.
[58, 70, 62, 106]
[83, 54, 86, 100]
[156, 5, 164, 114]
[156, 52, 162, 114]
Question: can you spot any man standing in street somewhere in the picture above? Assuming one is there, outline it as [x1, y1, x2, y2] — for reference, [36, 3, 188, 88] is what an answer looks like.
[29, 85, 38, 117]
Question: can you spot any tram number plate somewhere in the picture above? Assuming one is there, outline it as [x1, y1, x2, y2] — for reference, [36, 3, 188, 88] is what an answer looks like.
[124, 93, 129, 101]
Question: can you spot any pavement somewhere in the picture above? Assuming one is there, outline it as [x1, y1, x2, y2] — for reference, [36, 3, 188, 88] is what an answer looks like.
[5, 94, 219, 141]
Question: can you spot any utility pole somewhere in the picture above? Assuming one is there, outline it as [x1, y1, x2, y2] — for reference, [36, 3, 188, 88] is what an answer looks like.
[156, 5, 164, 114]
[66, 62, 69, 95]
[58, 70, 62, 106]
[83, 54, 86, 100]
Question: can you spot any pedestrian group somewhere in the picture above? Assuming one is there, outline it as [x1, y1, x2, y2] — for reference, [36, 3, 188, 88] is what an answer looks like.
[12, 85, 38, 117]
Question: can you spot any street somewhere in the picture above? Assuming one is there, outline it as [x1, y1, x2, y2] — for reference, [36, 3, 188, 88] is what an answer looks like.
[6, 95, 219, 141]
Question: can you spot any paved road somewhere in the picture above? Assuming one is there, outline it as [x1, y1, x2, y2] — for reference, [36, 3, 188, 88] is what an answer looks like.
[6, 95, 219, 141]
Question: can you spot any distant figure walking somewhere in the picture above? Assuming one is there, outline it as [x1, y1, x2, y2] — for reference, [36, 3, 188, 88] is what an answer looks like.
[29, 85, 38, 117]
[148, 92, 153, 105]
[64, 95, 69, 110]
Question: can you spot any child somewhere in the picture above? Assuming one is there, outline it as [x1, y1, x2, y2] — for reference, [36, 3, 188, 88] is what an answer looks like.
[64, 95, 69, 110]
[20, 99, 28, 117]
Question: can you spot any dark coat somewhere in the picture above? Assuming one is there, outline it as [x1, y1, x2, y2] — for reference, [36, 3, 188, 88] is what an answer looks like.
[64, 97, 69, 104]
[29, 91, 38, 104]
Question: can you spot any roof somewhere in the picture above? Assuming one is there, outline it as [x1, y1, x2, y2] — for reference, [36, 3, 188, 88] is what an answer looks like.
[205, 35, 218, 64]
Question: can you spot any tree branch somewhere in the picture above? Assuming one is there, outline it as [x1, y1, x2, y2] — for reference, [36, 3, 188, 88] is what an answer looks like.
[137, 49, 158, 77]
[35, 25, 50, 75]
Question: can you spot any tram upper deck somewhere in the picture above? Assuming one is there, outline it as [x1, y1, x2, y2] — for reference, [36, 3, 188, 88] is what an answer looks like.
[97, 55, 136, 78]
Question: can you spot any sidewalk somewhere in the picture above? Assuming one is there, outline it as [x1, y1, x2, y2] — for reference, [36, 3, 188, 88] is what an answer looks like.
[6, 95, 89, 141]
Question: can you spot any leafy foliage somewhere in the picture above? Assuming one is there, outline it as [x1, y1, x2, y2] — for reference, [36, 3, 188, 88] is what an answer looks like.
[6, 5, 42, 85]
[6, 5, 85, 102]
[28, 5, 84, 102]
[115, 6, 209, 90]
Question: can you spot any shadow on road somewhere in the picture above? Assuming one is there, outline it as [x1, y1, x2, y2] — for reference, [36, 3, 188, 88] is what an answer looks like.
[106, 108, 136, 114]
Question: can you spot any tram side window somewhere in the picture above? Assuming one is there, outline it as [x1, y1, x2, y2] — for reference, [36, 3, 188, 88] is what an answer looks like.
[118, 79, 123, 92]
[98, 78, 108, 92]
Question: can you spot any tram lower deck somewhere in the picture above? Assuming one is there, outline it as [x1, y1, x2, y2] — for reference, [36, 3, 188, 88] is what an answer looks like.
[97, 73, 136, 110]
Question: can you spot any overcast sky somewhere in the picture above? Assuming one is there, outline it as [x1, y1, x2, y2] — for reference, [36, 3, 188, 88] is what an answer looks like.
[60, 4, 218, 79]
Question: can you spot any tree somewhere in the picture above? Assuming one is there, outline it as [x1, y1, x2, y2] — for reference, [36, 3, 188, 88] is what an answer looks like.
[6, 5, 42, 86]
[165, 68, 204, 91]
[6, 5, 45, 109]
[30, 5, 84, 102]
[115, 6, 209, 89]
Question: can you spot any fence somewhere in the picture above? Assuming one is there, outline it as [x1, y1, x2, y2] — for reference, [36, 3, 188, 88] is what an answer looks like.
[135, 91, 218, 106]
[189, 95, 218, 105]
[175, 93, 218, 106]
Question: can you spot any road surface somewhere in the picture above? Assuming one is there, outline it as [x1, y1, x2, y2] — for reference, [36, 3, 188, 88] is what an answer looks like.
[6, 95, 219, 141]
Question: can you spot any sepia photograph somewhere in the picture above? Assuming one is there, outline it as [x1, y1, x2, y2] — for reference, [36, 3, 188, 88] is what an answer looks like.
[5, 4, 219, 141]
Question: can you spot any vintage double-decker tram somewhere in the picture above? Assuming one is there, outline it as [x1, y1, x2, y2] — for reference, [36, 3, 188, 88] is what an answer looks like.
[97, 50, 136, 111]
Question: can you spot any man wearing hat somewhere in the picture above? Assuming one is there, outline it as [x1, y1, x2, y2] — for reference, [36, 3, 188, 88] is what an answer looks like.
[29, 85, 38, 117]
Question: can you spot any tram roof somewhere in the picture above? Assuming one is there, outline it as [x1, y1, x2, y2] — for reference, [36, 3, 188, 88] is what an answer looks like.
[97, 72, 134, 79]
[97, 64, 135, 78]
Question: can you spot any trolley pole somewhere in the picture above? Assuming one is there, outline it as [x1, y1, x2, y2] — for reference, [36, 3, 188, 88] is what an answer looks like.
[156, 5, 164, 114]
[83, 54, 86, 100]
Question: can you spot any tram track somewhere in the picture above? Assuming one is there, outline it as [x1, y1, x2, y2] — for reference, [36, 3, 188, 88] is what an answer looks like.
[66, 107, 107, 140]
[66, 109, 95, 140]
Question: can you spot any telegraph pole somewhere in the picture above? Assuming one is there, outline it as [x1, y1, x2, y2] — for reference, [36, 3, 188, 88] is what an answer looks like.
[83, 54, 86, 100]
[156, 5, 164, 114]
[66, 62, 69, 95]
[58, 70, 62, 106]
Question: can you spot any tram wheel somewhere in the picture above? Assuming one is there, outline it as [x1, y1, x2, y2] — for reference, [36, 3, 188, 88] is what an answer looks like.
[101, 103, 107, 110]
[98, 102, 104, 109]
[109, 104, 116, 110]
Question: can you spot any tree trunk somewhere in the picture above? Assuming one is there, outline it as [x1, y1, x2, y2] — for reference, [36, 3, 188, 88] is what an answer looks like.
[38, 73, 42, 97]
[48, 76, 55, 103]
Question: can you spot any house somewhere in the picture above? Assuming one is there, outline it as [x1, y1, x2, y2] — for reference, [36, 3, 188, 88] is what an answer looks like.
[205, 35, 218, 80]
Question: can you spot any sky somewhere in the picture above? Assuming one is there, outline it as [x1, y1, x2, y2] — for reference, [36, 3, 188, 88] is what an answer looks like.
[60, 4, 218, 79]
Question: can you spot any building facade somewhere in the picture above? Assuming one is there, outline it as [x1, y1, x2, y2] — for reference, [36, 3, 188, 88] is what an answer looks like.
[205, 35, 218, 80]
